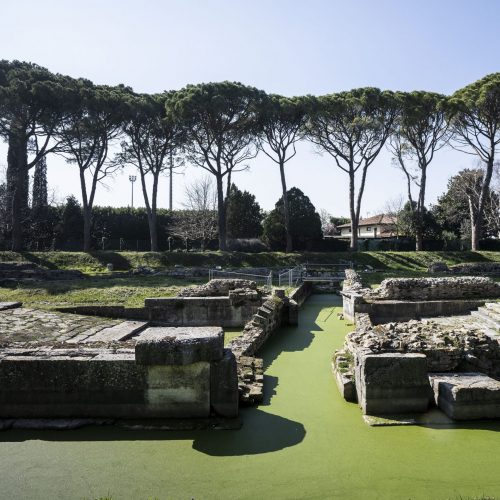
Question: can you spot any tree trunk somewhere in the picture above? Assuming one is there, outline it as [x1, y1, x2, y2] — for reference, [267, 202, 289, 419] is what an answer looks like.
[415, 227, 423, 251]
[216, 174, 227, 251]
[278, 161, 292, 253]
[348, 171, 358, 252]
[7, 130, 29, 252]
[83, 207, 92, 252]
[470, 221, 481, 251]
[169, 150, 173, 211]
[148, 211, 158, 252]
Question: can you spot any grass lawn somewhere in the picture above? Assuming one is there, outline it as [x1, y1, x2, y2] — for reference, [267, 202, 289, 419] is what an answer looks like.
[0, 275, 204, 309]
[0, 250, 499, 273]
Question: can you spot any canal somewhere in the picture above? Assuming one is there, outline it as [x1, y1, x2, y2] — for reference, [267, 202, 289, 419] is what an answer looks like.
[1, 295, 499, 499]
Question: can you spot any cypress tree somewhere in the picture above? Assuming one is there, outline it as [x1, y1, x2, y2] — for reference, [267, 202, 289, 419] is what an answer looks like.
[32, 156, 48, 210]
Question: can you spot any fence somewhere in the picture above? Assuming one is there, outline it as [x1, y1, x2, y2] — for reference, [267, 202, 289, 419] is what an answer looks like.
[278, 265, 304, 287]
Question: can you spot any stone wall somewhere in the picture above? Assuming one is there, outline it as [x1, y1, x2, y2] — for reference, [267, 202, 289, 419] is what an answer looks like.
[367, 276, 500, 301]
[57, 279, 264, 327]
[177, 279, 258, 297]
[289, 282, 313, 308]
[228, 296, 284, 357]
[0, 326, 238, 420]
[144, 296, 261, 327]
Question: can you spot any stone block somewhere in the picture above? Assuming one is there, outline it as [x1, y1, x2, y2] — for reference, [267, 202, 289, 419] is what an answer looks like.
[0, 302, 22, 311]
[135, 326, 224, 366]
[145, 362, 210, 417]
[356, 352, 430, 415]
[429, 372, 500, 420]
[210, 349, 238, 418]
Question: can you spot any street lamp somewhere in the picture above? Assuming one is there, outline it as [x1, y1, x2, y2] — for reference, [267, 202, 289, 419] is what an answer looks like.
[129, 175, 137, 208]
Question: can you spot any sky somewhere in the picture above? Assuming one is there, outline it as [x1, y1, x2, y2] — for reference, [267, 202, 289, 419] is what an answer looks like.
[0, 0, 499, 217]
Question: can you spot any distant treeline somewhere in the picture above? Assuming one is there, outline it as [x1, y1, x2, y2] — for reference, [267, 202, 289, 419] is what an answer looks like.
[0, 60, 499, 253]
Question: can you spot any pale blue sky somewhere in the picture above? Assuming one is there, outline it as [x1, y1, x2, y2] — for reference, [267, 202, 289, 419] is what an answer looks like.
[1, 0, 499, 216]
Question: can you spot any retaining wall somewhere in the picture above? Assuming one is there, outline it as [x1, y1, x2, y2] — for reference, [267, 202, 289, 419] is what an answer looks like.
[0, 326, 238, 420]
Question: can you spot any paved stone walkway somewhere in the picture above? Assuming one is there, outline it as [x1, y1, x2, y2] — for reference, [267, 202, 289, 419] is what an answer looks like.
[0, 307, 147, 347]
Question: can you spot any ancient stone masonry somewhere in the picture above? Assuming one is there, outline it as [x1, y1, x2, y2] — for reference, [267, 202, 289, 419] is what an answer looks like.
[177, 279, 258, 297]
[428, 261, 500, 276]
[341, 274, 498, 323]
[343, 269, 365, 293]
[336, 270, 500, 420]
[366, 276, 500, 301]
[59, 279, 264, 327]
[429, 372, 500, 420]
[0, 307, 239, 422]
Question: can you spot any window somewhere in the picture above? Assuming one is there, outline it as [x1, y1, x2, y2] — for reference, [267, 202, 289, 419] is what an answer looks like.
[366, 227, 372, 232]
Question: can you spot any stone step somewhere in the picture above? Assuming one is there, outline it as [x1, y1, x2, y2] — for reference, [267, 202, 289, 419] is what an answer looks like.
[485, 302, 500, 314]
[82, 321, 149, 343]
[471, 310, 500, 332]
[0, 302, 22, 311]
[484, 302, 500, 319]
[476, 307, 500, 325]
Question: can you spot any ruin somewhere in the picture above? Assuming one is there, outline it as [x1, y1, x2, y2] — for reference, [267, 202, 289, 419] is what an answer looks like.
[0, 279, 309, 428]
[336, 270, 500, 421]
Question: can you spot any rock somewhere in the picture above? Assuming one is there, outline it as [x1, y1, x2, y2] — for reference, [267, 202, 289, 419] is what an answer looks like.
[429, 372, 500, 420]
[355, 352, 431, 415]
[178, 279, 258, 297]
[427, 262, 449, 273]
[135, 326, 224, 365]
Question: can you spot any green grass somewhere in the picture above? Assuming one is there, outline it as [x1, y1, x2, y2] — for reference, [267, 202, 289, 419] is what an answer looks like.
[1, 250, 499, 273]
[0, 276, 203, 309]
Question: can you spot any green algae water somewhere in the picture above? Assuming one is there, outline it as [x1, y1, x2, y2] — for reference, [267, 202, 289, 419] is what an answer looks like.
[1, 295, 500, 500]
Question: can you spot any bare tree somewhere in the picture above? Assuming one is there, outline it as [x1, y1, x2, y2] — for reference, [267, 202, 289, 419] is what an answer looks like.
[170, 177, 218, 251]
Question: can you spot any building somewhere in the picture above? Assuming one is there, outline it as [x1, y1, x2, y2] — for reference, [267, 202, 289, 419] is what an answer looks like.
[336, 214, 397, 239]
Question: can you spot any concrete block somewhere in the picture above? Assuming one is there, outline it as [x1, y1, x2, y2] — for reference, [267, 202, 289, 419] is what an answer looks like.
[356, 352, 430, 415]
[135, 326, 224, 366]
[210, 349, 238, 418]
[429, 372, 500, 420]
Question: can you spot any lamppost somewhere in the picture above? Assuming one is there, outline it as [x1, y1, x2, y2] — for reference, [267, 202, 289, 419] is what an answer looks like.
[129, 175, 137, 208]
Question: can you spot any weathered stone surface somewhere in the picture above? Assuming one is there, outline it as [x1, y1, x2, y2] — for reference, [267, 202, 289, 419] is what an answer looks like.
[145, 362, 211, 417]
[0, 302, 22, 311]
[135, 326, 224, 365]
[427, 262, 449, 273]
[429, 372, 500, 420]
[210, 349, 238, 418]
[367, 276, 500, 301]
[450, 262, 500, 276]
[145, 296, 261, 328]
[356, 353, 431, 415]
[331, 353, 356, 403]
[178, 279, 258, 297]
[82, 321, 148, 343]
[0, 309, 239, 420]
[228, 298, 283, 357]
[237, 356, 264, 405]
[342, 269, 366, 293]
[0, 307, 123, 346]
